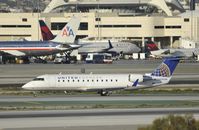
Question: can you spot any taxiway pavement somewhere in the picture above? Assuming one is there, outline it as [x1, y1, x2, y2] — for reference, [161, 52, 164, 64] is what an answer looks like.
[0, 95, 199, 102]
[0, 108, 199, 130]
[0, 61, 199, 85]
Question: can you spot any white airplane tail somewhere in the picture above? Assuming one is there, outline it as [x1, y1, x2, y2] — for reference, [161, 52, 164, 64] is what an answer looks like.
[52, 15, 81, 44]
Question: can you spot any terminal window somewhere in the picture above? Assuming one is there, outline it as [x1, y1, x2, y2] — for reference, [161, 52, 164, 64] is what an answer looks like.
[154, 26, 164, 29]
[166, 26, 181, 29]
[51, 22, 66, 30]
[95, 24, 141, 28]
[95, 18, 101, 21]
[79, 22, 88, 30]
[184, 18, 189, 22]
[51, 22, 88, 30]
[22, 18, 27, 22]
[0, 25, 31, 28]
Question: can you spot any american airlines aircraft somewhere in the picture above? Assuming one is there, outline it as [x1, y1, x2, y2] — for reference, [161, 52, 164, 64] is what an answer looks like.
[22, 58, 179, 96]
[0, 16, 81, 57]
[39, 21, 141, 55]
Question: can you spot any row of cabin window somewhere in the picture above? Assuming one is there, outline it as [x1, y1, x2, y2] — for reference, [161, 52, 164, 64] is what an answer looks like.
[58, 79, 118, 83]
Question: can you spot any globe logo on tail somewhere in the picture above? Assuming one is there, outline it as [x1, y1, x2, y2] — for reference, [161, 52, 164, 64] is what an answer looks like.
[152, 63, 171, 77]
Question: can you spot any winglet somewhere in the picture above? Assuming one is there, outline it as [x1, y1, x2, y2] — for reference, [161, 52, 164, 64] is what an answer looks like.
[132, 79, 139, 87]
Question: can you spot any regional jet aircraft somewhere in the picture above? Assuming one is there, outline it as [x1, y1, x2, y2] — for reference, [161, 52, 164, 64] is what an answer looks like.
[147, 42, 199, 58]
[22, 58, 179, 96]
[0, 15, 81, 57]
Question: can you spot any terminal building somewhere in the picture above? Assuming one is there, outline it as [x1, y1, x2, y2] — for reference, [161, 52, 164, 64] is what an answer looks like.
[0, 0, 199, 49]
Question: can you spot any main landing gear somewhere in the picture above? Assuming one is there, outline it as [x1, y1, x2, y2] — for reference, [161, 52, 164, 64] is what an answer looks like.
[99, 90, 112, 96]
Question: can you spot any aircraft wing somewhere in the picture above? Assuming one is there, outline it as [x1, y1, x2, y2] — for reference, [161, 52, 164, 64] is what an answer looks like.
[86, 87, 126, 92]
[86, 48, 111, 53]
[1, 50, 26, 56]
[150, 49, 169, 56]
[55, 44, 82, 51]
[170, 51, 187, 57]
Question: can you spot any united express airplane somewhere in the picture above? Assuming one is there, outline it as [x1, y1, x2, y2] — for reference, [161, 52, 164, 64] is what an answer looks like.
[0, 15, 81, 57]
[22, 58, 179, 96]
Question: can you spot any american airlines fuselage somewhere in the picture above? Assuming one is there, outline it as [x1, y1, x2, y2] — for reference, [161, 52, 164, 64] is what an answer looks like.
[0, 41, 80, 57]
[0, 15, 81, 57]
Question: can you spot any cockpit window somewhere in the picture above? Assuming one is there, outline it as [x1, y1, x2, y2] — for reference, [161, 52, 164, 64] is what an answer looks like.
[33, 78, 44, 81]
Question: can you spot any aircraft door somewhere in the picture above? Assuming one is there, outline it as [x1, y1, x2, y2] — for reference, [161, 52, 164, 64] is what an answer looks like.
[47, 75, 56, 88]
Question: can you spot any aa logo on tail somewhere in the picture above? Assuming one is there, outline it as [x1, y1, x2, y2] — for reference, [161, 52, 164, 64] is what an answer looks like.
[62, 26, 74, 37]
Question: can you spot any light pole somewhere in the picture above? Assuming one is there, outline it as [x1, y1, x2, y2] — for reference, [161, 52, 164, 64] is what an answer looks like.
[190, 0, 195, 40]
[76, 0, 78, 12]
[97, 0, 100, 40]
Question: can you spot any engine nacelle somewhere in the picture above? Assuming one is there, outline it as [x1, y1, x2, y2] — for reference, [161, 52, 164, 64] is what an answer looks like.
[128, 74, 143, 82]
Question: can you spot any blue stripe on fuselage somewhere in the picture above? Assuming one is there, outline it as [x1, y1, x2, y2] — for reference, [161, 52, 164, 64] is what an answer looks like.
[0, 41, 59, 48]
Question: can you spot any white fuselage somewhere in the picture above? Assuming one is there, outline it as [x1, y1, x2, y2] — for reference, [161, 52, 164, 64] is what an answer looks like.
[78, 41, 141, 54]
[22, 74, 144, 91]
[150, 48, 199, 58]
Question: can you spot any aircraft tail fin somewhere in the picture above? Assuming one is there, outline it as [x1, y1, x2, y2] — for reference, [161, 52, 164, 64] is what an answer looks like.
[39, 20, 54, 41]
[151, 58, 180, 77]
[51, 15, 81, 44]
[139, 58, 180, 87]
[108, 40, 113, 49]
[146, 42, 159, 51]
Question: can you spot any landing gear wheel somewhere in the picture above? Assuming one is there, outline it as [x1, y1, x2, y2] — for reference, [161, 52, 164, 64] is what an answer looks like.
[32, 91, 37, 97]
[100, 90, 111, 96]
